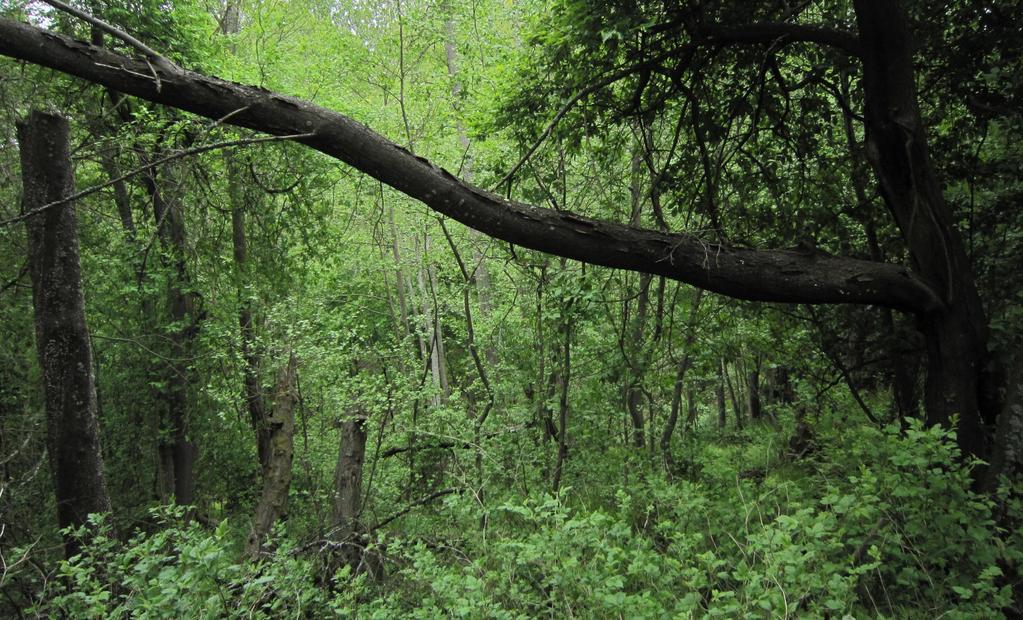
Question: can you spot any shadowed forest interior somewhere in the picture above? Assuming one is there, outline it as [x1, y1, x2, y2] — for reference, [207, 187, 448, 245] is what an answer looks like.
[1, 0, 1022, 617]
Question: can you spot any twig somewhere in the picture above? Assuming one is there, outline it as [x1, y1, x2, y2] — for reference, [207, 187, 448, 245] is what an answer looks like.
[371, 488, 458, 532]
[0, 261, 28, 297]
[491, 52, 675, 192]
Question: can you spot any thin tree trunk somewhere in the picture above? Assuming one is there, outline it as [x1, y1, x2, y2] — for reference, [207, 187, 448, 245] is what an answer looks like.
[105, 93, 199, 507]
[95, 144, 135, 237]
[332, 413, 368, 532]
[438, 221, 494, 505]
[227, 157, 270, 471]
[246, 353, 298, 557]
[442, 2, 497, 367]
[155, 162, 199, 508]
[684, 389, 698, 431]
[331, 395, 368, 573]
[660, 288, 702, 471]
[985, 353, 1023, 489]
[624, 137, 650, 449]
[219, 0, 271, 473]
[416, 236, 449, 407]
[625, 273, 651, 449]
[552, 307, 572, 494]
[716, 361, 727, 428]
[428, 261, 450, 399]
[725, 360, 743, 429]
[747, 355, 762, 421]
[385, 193, 415, 347]
[19, 110, 111, 556]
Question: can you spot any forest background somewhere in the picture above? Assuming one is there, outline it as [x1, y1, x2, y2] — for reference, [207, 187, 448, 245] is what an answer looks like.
[0, 0, 1022, 617]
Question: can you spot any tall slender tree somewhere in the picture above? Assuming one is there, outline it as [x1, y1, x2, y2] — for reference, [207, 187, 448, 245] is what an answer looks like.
[19, 110, 111, 556]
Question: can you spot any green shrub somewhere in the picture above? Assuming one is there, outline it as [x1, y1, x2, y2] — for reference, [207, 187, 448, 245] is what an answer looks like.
[24, 419, 1019, 619]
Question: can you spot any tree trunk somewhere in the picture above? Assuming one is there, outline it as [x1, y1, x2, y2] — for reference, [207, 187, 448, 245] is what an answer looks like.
[416, 236, 449, 407]
[841, 65, 922, 423]
[725, 360, 743, 429]
[19, 110, 111, 556]
[227, 157, 271, 471]
[746, 356, 762, 421]
[552, 306, 572, 494]
[985, 353, 1023, 489]
[684, 389, 698, 431]
[246, 353, 298, 557]
[442, 2, 497, 367]
[663, 360, 688, 473]
[154, 161, 199, 508]
[332, 409, 368, 543]
[716, 361, 727, 428]
[220, 2, 271, 473]
[627, 274, 651, 449]
[854, 0, 994, 462]
[104, 102, 199, 507]
[660, 288, 702, 471]
[331, 396, 368, 572]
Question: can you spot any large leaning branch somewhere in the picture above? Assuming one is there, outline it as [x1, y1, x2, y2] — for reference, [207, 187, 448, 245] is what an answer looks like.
[0, 19, 938, 312]
[701, 23, 862, 58]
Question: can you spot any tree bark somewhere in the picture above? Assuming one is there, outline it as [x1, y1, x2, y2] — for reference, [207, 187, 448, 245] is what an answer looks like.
[684, 389, 698, 431]
[841, 66, 921, 423]
[246, 352, 297, 557]
[103, 90, 200, 506]
[716, 361, 727, 428]
[329, 415, 368, 570]
[332, 410, 368, 539]
[151, 158, 199, 508]
[442, 1, 497, 367]
[219, 0, 271, 474]
[854, 0, 994, 461]
[985, 353, 1023, 489]
[725, 360, 743, 429]
[416, 236, 450, 407]
[19, 110, 111, 556]
[746, 355, 762, 421]
[625, 273, 651, 449]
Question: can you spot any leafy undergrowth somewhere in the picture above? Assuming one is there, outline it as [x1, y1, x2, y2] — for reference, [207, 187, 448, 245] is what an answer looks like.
[21, 419, 1022, 619]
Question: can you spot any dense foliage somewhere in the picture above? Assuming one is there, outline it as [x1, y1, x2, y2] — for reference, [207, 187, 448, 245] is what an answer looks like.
[26, 420, 1023, 618]
[0, 0, 1020, 617]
